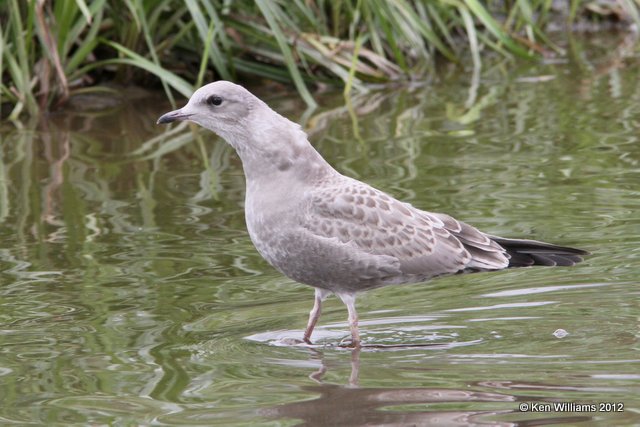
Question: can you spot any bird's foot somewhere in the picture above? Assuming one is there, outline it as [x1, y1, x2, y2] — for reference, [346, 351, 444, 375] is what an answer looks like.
[338, 336, 361, 349]
[278, 337, 308, 346]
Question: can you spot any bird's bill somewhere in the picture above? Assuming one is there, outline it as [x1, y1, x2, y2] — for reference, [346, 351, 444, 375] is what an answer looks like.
[157, 109, 192, 124]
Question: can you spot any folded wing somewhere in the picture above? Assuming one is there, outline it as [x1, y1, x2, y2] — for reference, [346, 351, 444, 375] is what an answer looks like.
[303, 177, 510, 280]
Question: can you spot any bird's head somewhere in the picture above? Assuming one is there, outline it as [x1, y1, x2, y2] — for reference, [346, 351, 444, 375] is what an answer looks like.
[157, 81, 261, 143]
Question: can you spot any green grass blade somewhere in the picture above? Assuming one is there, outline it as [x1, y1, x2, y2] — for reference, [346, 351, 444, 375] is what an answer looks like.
[184, 0, 232, 80]
[255, 0, 317, 108]
[5, 0, 37, 117]
[0, 22, 6, 108]
[131, 0, 175, 104]
[103, 40, 193, 97]
[369, 1, 409, 71]
[458, 5, 481, 70]
[233, 58, 296, 83]
[74, 0, 92, 24]
[568, 0, 581, 25]
[344, 35, 364, 97]
[424, 3, 458, 54]
[66, 1, 106, 74]
[462, 0, 533, 58]
[65, 0, 106, 58]
[198, 0, 235, 77]
[393, 0, 457, 61]
[196, 21, 215, 87]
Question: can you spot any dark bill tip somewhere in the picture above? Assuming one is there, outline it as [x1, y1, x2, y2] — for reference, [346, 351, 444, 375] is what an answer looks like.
[157, 110, 192, 124]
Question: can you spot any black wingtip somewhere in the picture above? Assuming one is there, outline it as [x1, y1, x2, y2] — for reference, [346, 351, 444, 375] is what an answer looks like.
[489, 236, 589, 268]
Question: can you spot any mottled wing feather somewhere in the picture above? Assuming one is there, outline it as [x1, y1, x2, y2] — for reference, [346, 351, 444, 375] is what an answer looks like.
[304, 177, 492, 278]
[430, 213, 509, 270]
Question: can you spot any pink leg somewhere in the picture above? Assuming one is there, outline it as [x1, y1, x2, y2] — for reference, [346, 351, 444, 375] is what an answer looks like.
[304, 288, 330, 344]
[338, 293, 360, 347]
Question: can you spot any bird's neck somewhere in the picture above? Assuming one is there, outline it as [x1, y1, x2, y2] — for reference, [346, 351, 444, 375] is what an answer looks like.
[232, 114, 337, 187]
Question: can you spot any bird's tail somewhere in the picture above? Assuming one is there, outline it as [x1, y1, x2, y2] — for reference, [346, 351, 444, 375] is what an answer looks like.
[488, 236, 589, 267]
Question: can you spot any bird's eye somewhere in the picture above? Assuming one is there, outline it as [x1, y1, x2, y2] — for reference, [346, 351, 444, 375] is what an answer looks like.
[206, 95, 223, 106]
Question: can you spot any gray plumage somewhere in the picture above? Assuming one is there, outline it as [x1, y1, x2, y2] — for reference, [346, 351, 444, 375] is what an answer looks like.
[158, 81, 588, 347]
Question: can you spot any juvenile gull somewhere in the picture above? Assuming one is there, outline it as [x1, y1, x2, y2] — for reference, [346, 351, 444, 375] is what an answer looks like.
[157, 81, 588, 347]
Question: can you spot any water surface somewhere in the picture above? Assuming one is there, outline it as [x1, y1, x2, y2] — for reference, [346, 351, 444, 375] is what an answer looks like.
[1, 38, 639, 425]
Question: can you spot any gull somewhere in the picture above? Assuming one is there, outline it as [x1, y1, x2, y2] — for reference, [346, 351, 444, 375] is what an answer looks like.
[157, 81, 588, 347]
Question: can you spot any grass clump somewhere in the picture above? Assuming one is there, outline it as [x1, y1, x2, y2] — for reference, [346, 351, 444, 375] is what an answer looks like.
[1, 0, 638, 117]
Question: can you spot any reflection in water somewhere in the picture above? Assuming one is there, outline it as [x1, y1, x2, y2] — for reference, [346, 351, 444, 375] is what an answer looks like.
[1, 34, 640, 425]
[263, 348, 594, 426]
[264, 386, 515, 426]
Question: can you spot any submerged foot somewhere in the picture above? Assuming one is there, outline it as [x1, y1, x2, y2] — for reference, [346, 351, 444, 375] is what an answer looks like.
[338, 336, 362, 348]
[278, 337, 308, 346]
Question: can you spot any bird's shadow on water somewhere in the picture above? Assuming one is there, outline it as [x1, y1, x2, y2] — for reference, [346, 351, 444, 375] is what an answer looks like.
[257, 347, 592, 427]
